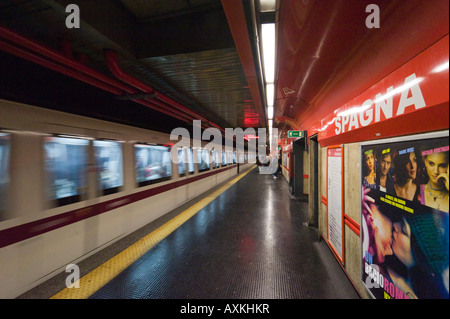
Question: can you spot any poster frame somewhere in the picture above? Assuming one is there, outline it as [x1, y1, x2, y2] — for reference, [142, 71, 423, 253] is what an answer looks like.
[360, 129, 449, 299]
[326, 144, 345, 264]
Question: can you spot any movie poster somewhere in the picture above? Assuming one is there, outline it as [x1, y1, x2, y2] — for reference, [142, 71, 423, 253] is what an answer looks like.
[361, 134, 449, 299]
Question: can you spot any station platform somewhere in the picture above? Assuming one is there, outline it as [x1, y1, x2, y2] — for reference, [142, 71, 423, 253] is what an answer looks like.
[18, 165, 360, 300]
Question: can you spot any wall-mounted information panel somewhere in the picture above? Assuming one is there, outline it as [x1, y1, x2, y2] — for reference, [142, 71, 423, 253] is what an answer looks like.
[327, 145, 344, 264]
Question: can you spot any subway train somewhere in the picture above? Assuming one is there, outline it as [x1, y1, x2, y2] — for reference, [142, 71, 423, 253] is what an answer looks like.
[0, 99, 255, 299]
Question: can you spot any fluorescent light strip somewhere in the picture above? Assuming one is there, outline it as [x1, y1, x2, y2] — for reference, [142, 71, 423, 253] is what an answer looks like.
[261, 23, 275, 84]
[267, 106, 274, 119]
[259, 0, 277, 12]
[266, 83, 274, 107]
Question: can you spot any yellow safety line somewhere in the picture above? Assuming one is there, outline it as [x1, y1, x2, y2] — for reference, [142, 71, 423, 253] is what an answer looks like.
[51, 165, 255, 299]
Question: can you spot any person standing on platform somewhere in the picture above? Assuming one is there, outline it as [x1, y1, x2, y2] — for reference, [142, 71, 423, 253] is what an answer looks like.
[272, 151, 282, 179]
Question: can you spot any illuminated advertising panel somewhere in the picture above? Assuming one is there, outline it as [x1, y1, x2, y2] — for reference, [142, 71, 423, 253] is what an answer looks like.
[361, 132, 449, 299]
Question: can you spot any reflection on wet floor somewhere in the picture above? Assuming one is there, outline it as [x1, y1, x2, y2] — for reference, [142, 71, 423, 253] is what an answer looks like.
[90, 169, 359, 299]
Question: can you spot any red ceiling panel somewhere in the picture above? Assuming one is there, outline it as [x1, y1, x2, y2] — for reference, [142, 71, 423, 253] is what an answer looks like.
[276, 0, 449, 134]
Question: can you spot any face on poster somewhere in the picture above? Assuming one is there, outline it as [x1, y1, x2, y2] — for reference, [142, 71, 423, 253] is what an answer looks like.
[361, 135, 449, 299]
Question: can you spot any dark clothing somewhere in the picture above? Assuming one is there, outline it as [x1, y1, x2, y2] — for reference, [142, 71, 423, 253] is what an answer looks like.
[393, 182, 421, 202]
[376, 173, 395, 195]
[273, 156, 282, 177]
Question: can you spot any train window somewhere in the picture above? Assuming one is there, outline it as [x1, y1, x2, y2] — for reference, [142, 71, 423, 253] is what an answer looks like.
[211, 150, 216, 168]
[94, 140, 124, 195]
[222, 151, 227, 166]
[215, 150, 220, 168]
[0, 133, 10, 220]
[135, 144, 172, 186]
[227, 151, 233, 164]
[197, 148, 210, 172]
[187, 148, 194, 174]
[177, 147, 187, 177]
[44, 136, 89, 206]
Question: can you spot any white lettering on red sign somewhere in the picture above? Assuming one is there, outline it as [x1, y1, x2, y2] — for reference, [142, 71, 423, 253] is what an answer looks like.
[334, 73, 426, 135]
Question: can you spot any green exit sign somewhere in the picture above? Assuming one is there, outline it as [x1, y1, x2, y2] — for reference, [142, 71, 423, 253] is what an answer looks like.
[288, 130, 303, 138]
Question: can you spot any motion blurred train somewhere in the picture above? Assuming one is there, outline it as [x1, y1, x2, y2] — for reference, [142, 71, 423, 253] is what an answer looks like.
[0, 99, 254, 298]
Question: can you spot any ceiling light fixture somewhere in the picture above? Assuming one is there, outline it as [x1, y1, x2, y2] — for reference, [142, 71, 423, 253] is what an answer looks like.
[258, 0, 277, 151]
[259, 0, 277, 12]
[261, 23, 276, 84]
[268, 106, 274, 119]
